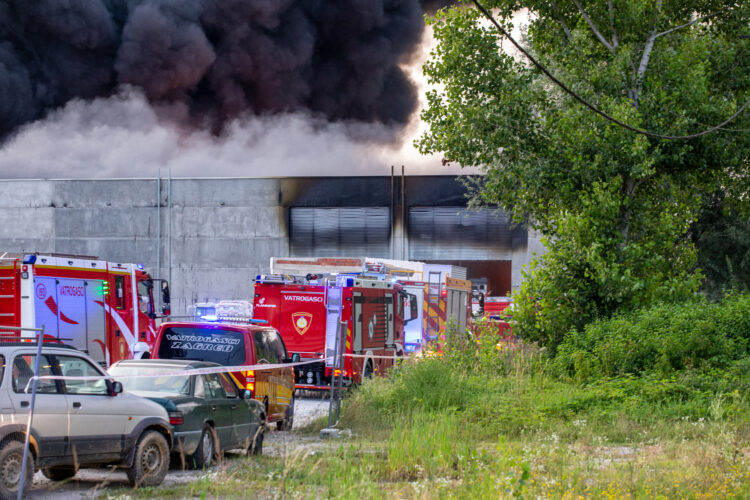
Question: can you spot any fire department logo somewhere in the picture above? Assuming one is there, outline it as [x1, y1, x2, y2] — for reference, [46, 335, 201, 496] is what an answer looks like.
[35, 283, 47, 300]
[292, 312, 313, 336]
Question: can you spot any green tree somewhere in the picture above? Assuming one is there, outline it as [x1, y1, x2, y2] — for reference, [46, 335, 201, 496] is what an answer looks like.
[418, 1, 750, 349]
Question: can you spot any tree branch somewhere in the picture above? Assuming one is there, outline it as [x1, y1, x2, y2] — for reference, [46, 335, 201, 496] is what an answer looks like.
[549, 0, 573, 42]
[637, 10, 727, 86]
[608, 0, 618, 48]
[653, 10, 726, 40]
[573, 0, 615, 52]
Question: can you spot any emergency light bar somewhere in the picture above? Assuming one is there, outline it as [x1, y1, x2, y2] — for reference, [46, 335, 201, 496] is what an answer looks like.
[202, 314, 268, 325]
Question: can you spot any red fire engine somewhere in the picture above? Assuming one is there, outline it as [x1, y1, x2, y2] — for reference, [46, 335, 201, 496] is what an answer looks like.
[253, 274, 418, 390]
[0, 253, 168, 365]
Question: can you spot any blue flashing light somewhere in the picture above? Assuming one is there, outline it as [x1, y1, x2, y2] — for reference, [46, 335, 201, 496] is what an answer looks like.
[346, 278, 354, 287]
[22, 255, 37, 265]
[201, 314, 218, 321]
[256, 275, 261, 281]
[249, 319, 268, 324]
[136, 263, 144, 270]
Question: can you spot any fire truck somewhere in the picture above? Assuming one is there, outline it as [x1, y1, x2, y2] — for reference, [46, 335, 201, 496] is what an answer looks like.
[252, 274, 418, 390]
[0, 253, 168, 365]
[268, 257, 473, 353]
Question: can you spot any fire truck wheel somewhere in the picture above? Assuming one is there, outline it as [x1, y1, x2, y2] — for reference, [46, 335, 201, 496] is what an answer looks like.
[125, 430, 169, 487]
[276, 395, 295, 431]
[0, 440, 33, 500]
[42, 465, 78, 481]
[189, 425, 217, 470]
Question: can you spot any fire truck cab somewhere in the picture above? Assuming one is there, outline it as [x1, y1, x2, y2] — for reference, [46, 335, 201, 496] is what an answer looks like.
[0, 253, 167, 365]
[253, 274, 418, 390]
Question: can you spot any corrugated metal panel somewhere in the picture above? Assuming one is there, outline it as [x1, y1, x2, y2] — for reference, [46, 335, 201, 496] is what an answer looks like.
[408, 207, 513, 261]
[449, 266, 467, 280]
[290, 207, 390, 257]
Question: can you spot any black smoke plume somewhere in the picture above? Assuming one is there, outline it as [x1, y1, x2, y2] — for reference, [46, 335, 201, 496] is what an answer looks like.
[0, 0, 455, 140]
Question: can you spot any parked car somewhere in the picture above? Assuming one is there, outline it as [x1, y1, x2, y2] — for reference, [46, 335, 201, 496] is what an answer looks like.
[108, 359, 266, 468]
[0, 342, 172, 499]
[150, 321, 296, 430]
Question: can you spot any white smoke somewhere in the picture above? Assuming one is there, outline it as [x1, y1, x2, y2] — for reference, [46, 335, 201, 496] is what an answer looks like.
[0, 86, 476, 179]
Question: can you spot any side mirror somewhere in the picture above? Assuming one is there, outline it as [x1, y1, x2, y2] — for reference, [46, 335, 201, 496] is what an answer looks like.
[110, 381, 123, 396]
[291, 353, 301, 363]
[243, 390, 252, 400]
[404, 293, 418, 323]
[161, 281, 171, 308]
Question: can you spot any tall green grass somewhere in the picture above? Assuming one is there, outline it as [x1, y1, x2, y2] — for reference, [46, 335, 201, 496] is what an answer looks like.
[127, 294, 750, 499]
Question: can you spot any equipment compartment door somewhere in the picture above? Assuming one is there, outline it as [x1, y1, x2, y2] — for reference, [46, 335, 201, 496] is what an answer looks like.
[33, 276, 60, 338]
[325, 287, 341, 367]
[56, 279, 88, 353]
[85, 280, 107, 363]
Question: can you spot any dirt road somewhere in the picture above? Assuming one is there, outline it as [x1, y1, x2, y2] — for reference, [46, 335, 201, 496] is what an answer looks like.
[27, 397, 331, 499]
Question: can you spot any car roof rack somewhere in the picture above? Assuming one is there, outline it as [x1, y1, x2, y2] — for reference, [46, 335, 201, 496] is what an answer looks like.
[0, 333, 77, 349]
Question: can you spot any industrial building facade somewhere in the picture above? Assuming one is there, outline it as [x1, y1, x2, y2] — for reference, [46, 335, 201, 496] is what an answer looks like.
[0, 176, 542, 314]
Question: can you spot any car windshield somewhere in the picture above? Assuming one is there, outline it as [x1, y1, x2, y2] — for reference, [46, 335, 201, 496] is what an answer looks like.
[157, 326, 245, 366]
[108, 365, 191, 395]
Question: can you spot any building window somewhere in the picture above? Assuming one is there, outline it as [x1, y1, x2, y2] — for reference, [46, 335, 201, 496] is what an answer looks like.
[289, 207, 390, 257]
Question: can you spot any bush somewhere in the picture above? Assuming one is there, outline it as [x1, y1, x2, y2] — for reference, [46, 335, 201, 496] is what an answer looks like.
[512, 180, 701, 353]
[553, 293, 750, 381]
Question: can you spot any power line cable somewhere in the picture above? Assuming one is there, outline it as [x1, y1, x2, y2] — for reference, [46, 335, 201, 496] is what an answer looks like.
[470, 0, 750, 140]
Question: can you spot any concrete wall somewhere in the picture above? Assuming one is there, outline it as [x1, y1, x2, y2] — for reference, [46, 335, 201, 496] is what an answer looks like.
[0, 177, 543, 314]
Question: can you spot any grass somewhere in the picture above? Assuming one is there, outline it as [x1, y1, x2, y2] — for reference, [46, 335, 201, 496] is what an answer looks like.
[111, 310, 750, 499]
[113, 351, 750, 498]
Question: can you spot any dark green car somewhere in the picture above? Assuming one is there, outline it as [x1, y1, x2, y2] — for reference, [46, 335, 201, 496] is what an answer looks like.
[108, 360, 265, 468]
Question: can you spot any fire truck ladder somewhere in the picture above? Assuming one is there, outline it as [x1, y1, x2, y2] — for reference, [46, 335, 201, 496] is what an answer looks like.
[426, 271, 441, 340]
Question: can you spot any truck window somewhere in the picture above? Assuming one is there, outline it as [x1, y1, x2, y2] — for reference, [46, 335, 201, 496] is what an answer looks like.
[253, 330, 280, 364]
[137, 280, 153, 315]
[0, 355, 4, 388]
[115, 275, 126, 310]
[268, 331, 287, 361]
[158, 327, 246, 366]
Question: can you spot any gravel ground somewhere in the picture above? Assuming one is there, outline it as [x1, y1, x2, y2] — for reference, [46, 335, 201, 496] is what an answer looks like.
[27, 397, 331, 499]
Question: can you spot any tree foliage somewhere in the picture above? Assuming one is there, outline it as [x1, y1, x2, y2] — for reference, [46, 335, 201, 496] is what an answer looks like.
[418, 0, 750, 348]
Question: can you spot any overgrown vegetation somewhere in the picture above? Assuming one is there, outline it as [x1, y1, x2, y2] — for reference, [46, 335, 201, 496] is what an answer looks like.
[129, 296, 750, 498]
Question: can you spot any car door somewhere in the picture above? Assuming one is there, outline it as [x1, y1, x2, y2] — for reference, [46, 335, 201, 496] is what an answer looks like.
[204, 373, 236, 449]
[217, 373, 249, 447]
[252, 330, 280, 419]
[54, 354, 125, 459]
[9, 353, 69, 459]
[268, 331, 294, 417]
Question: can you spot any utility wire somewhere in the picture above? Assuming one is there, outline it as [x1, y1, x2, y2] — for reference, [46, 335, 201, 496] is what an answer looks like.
[471, 0, 750, 141]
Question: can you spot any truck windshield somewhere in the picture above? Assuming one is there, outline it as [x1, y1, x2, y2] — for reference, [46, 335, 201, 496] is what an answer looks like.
[158, 327, 245, 366]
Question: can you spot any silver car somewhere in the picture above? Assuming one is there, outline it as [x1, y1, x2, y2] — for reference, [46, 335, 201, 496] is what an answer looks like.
[0, 342, 173, 499]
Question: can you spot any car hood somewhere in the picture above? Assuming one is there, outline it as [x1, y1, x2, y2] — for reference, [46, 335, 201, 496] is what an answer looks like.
[116, 392, 170, 419]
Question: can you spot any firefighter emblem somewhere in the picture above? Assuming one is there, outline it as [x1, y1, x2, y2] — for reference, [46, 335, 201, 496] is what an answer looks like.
[292, 312, 313, 335]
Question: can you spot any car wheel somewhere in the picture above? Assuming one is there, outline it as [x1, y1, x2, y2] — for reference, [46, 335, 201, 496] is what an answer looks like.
[42, 465, 78, 481]
[276, 395, 294, 431]
[125, 430, 170, 487]
[189, 425, 217, 470]
[0, 441, 33, 500]
[248, 426, 264, 455]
